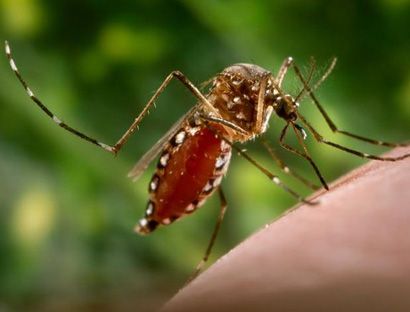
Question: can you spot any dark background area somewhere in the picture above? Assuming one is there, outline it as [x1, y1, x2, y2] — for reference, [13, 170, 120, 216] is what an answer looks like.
[0, 0, 409, 311]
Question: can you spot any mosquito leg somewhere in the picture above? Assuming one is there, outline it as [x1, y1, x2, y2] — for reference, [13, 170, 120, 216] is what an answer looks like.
[311, 57, 337, 92]
[5, 41, 117, 153]
[234, 144, 317, 204]
[275, 57, 293, 87]
[294, 57, 317, 102]
[278, 123, 329, 190]
[260, 137, 320, 190]
[254, 74, 269, 132]
[292, 59, 409, 148]
[199, 118, 316, 204]
[5, 41, 218, 155]
[111, 70, 219, 153]
[297, 112, 410, 161]
[187, 187, 228, 283]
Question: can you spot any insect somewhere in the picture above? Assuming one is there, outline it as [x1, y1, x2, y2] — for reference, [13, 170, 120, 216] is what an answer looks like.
[5, 41, 409, 278]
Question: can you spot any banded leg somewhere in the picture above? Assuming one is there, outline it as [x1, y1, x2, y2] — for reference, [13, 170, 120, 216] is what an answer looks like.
[297, 112, 410, 161]
[260, 137, 319, 190]
[291, 58, 409, 148]
[187, 187, 228, 283]
[5, 40, 218, 155]
[279, 123, 329, 190]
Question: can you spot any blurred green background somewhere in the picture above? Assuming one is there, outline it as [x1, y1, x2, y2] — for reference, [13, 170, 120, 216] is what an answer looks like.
[0, 0, 409, 311]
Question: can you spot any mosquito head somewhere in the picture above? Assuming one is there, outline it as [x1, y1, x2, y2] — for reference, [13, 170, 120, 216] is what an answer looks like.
[273, 94, 298, 122]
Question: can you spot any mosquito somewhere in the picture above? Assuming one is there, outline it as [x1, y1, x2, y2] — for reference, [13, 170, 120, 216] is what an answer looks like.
[5, 41, 409, 279]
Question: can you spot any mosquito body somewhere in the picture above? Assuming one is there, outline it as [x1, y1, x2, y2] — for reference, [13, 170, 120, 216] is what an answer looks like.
[5, 40, 409, 278]
[135, 64, 287, 234]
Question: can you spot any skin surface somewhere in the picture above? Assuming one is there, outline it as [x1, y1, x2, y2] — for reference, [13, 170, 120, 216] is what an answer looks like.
[163, 147, 410, 312]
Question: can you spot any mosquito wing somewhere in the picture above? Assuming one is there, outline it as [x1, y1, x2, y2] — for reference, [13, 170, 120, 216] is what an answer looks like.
[127, 106, 197, 182]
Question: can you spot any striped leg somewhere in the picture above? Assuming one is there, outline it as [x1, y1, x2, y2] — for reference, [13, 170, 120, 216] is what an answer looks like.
[279, 123, 329, 190]
[260, 137, 320, 190]
[297, 112, 410, 161]
[5, 41, 218, 155]
[291, 59, 409, 148]
[188, 187, 228, 283]
[233, 142, 316, 204]
[201, 120, 316, 205]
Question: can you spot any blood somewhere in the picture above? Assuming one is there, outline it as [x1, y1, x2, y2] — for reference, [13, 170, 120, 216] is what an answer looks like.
[152, 125, 225, 221]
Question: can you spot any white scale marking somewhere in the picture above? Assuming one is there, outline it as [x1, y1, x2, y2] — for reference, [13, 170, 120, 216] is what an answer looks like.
[162, 218, 171, 225]
[160, 153, 169, 167]
[10, 59, 18, 72]
[233, 96, 241, 104]
[203, 181, 213, 192]
[146, 202, 154, 216]
[220, 140, 230, 151]
[300, 127, 307, 140]
[150, 177, 158, 191]
[139, 218, 148, 227]
[175, 131, 186, 144]
[98, 142, 114, 152]
[53, 115, 62, 124]
[185, 204, 196, 212]
[213, 176, 223, 187]
[189, 127, 200, 135]
[236, 111, 246, 120]
[215, 155, 226, 168]
[5, 43, 11, 55]
[272, 177, 281, 185]
[197, 199, 206, 207]
[26, 87, 34, 97]
[232, 78, 242, 85]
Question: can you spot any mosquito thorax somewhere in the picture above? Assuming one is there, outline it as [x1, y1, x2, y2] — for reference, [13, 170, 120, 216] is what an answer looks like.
[208, 63, 277, 141]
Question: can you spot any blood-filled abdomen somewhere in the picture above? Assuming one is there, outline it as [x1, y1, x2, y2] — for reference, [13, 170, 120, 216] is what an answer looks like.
[135, 123, 231, 234]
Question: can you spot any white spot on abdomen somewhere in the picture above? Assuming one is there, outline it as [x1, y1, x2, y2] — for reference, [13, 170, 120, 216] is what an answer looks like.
[215, 155, 226, 169]
[213, 176, 223, 187]
[203, 181, 213, 193]
[160, 153, 169, 167]
[150, 176, 159, 192]
[146, 201, 155, 216]
[174, 130, 186, 144]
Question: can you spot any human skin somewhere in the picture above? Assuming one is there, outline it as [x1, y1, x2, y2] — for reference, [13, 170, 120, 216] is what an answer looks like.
[163, 147, 410, 312]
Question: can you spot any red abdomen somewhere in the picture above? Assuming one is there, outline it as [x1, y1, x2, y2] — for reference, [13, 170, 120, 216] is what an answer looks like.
[136, 123, 231, 234]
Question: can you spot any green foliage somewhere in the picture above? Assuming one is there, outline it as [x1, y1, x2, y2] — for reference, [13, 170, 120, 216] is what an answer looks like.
[0, 0, 409, 309]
